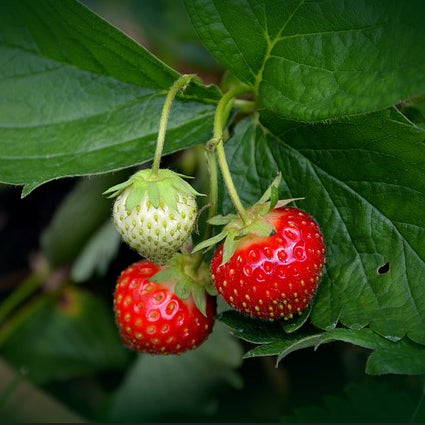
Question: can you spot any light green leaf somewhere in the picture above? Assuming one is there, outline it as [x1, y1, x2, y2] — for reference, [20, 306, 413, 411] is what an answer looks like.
[71, 220, 121, 283]
[0, 0, 219, 195]
[185, 0, 425, 121]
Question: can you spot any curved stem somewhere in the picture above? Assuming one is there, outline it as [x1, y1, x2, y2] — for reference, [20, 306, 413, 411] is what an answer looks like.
[151, 74, 196, 177]
[0, 272, 47, 324]
[0, 286, 63, 348]
[212, 85, 252, 224]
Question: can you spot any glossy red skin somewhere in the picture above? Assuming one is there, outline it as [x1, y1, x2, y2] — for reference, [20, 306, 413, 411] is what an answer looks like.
[211, 207, 326, 320]
[114, 260, 216, 354]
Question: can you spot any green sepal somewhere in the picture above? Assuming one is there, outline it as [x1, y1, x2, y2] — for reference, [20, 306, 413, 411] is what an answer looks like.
[207, 213, 236, 226]
[102, 180, 132, 198]
[125, 185, 147, 210]
[103, 168, 204, 212]
[221, 231, 238, 265]
[257, 172, 282, 205]
[174, 278, 192, 300]
[244, 218, 276, 238]
[149, 267, 178, 283]
[192, 285, 207, 317]
[192, 229, 228, 254]
[147, 181, 160, 209]
[150, 253, 214, 317]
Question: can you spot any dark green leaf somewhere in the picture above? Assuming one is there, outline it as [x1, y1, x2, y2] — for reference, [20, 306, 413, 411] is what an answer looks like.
[41, 174, 123, 266]
[185, 0, 425, 121]
[104, 322, 243, 422]
[0, 358, 87, 423]
[0, 0, 219, 194]
[283, 378, 424, 423]
[0, 287, 130, 384]
[222, 112, 425, 345]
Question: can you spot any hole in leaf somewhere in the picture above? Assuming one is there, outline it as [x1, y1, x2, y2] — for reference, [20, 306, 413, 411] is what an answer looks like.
[377, 261, 390, 275]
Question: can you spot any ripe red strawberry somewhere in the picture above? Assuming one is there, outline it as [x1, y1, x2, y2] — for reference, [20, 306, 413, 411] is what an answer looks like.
[210, 206, 326, 320]
[114, 259, 216, 354]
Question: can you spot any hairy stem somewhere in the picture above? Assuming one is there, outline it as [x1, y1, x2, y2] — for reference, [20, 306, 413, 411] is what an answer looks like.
[151, 74, 196, 176]
[212, 85, 253, 224]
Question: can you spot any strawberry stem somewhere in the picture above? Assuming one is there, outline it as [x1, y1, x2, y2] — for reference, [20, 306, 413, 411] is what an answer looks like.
[212, 85, 253, 224]
[151, 74, 196, 177]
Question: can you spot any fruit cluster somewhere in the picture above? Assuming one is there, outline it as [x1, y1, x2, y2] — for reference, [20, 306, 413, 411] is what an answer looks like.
[105, 75, 326, 356]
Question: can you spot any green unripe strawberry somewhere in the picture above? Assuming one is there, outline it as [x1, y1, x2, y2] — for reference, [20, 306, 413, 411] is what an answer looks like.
[104, 169, 202, 265]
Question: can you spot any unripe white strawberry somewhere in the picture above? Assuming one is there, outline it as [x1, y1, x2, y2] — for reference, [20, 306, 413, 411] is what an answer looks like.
[104, 169, 202, 265]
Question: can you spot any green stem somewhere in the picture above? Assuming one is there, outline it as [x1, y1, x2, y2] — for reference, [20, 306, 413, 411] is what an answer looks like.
[0, 286, 63, 348]
[151, 74, 196, 177]
[0, 272, 47, 324]
[205, 150, 219, 239]
[212, 85, 253, 224]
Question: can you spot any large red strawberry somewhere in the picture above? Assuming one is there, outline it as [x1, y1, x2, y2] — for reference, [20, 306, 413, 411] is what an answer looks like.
[210, 206, 326, 320]
[114, 259, 216, 354]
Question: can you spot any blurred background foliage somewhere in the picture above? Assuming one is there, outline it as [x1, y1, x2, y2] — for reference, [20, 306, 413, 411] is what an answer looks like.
[1, 0, 425, 422]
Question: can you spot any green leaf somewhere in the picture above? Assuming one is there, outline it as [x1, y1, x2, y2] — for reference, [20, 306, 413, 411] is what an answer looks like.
[220, 311, 425, 375]
[221, 112, 425, 345]
[71, 220, 121, 283]
[41, 174, 123, 266]
[0, 358, 88, 423]
[104, 322, 244, 422]
[185, 0, 425, 121]
[0, 287, 130, 385]
[283, 378, 425, 423]
[0, 0, 219, 194]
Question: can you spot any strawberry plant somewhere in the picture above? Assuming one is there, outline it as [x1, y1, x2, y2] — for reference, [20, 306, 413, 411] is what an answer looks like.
[1, 0, 425, 422]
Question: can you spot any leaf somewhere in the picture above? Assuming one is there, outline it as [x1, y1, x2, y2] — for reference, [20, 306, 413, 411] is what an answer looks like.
[104, 322, 244, 422]
[41, 174, 123, 266]
[71, 220, 121, 283]
[0, 0, 219, 195]
[0, 287, 130, 385]
[283, 378, 424, 423]
[220, 311, 425, 375]
[221, 112, 425, 346]
[0, 358, 88, 423]
[185, 0, 425, 121]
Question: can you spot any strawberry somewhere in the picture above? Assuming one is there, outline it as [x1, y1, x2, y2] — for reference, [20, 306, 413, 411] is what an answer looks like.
[104, 169, 202, 265]
[114, 258, 216, 354]
[209, 206, 326, 320]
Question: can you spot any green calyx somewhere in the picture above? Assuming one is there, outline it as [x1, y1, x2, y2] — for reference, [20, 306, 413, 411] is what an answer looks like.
[193, 172, 303, 264]
[103, 168, 204, 212]
[149, 253, 217, 316]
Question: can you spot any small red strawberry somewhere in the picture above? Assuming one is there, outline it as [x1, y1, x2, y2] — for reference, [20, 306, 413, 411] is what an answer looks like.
[114, 258, 216, 354]
[209, 206, 326, 320]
